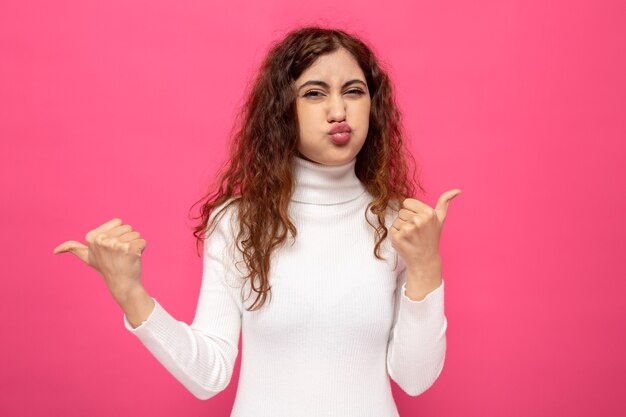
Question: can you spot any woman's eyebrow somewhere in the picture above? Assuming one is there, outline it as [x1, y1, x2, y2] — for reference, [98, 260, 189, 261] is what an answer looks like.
[297, 79, 367, 92]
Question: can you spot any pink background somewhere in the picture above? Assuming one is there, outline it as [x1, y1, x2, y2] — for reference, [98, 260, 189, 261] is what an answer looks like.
[1, 0, 624, 416]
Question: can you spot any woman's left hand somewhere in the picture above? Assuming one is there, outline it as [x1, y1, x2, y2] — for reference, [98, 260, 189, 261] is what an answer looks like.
[390, 189, 461, 274]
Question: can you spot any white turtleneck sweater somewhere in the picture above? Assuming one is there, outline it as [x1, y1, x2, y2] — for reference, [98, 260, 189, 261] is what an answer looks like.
[124, 156, 447, 417]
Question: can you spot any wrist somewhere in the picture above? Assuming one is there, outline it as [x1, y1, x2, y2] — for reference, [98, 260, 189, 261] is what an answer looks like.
[117, 285, 155, 328]
[405, 254, 442, 279]
[114, 284, 148, 310]
[404, 256, 443, 301]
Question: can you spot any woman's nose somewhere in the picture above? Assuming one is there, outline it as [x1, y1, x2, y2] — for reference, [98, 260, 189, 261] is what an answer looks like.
[327, 94, 346, 122]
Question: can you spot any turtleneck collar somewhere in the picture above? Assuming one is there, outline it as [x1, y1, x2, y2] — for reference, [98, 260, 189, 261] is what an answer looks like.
[291, 156, 367, 205]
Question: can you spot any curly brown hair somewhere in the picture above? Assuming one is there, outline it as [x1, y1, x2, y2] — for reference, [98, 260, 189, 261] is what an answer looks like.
[189, 26, 424, 312]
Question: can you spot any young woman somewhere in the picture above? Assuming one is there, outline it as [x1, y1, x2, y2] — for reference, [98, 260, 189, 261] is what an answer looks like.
[53, 26, 460, 416]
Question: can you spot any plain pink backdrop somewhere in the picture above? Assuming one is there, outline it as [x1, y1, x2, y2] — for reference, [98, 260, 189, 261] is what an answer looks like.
[1, 0, 624, 416]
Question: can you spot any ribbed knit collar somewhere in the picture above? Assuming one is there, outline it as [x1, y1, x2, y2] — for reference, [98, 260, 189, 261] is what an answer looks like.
[291, 155, 366, 205]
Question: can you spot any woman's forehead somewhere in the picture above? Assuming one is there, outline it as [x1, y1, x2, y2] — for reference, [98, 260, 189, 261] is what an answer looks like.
[295, 49, 365, 85]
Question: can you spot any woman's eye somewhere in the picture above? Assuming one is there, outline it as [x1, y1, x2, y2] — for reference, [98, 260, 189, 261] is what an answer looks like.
[302, 89, 366, 98]
[303, 91, 323, 98]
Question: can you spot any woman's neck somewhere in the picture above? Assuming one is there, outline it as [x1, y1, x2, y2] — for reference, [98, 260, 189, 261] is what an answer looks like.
[290, 155, 366, 205]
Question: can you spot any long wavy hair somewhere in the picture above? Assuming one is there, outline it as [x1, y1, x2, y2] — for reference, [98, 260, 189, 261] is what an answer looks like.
[189, 26, 424, 312]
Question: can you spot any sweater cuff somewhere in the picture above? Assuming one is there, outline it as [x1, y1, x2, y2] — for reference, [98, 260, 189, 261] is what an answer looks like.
[399, 279, 445, 322]
[401, 279, 444, 303]
[123, 298, 192, 356]
[123, 297, 159, 332]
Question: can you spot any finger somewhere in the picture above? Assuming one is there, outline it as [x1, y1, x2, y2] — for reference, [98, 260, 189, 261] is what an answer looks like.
[402, 198, 432, 213]
[389, 225, 400, 240]
[53, 240, 90, 264]
[398, 208, 414, 221]
[118, 231, 141, 242]
[86, 218, 123, 242]
[435, 189, 462, 222]
[129, 239, 147, 256]
[399, 208, 431, 224]
[106, 224, 133, 238]
[391, 217, 404, 231]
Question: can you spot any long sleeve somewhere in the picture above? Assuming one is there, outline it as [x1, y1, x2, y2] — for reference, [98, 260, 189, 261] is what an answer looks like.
[123, 200, 243, 400]
[386, 262, 447, 396]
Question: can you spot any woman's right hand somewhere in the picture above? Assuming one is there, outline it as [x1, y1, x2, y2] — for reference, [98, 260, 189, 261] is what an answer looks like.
[53, 218, 147, 306]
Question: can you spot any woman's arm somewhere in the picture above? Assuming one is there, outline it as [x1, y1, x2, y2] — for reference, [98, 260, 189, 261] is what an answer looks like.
[124, 200, 244, 400]
[386, 263, 447, 397]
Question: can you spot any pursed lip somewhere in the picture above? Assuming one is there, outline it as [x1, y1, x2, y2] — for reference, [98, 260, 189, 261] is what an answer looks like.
[329, 122, 352, 135]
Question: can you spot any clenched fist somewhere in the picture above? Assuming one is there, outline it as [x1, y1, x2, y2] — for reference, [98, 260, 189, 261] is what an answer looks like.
[53, 218, 147, 306]
[390, 189, 461, 274]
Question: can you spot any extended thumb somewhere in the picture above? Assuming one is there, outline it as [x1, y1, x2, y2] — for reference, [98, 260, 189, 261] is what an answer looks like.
[53, 240, 89, 264]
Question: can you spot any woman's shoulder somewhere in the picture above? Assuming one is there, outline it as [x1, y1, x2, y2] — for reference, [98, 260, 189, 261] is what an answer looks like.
[210, 195, 242, 218]
[206, 196, 242, 239]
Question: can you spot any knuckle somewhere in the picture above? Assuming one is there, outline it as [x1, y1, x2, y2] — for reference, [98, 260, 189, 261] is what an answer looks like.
[118, 241, 130, 253]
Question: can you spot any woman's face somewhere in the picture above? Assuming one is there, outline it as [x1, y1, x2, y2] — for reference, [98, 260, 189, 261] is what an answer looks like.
[293, 48, 371, 166]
